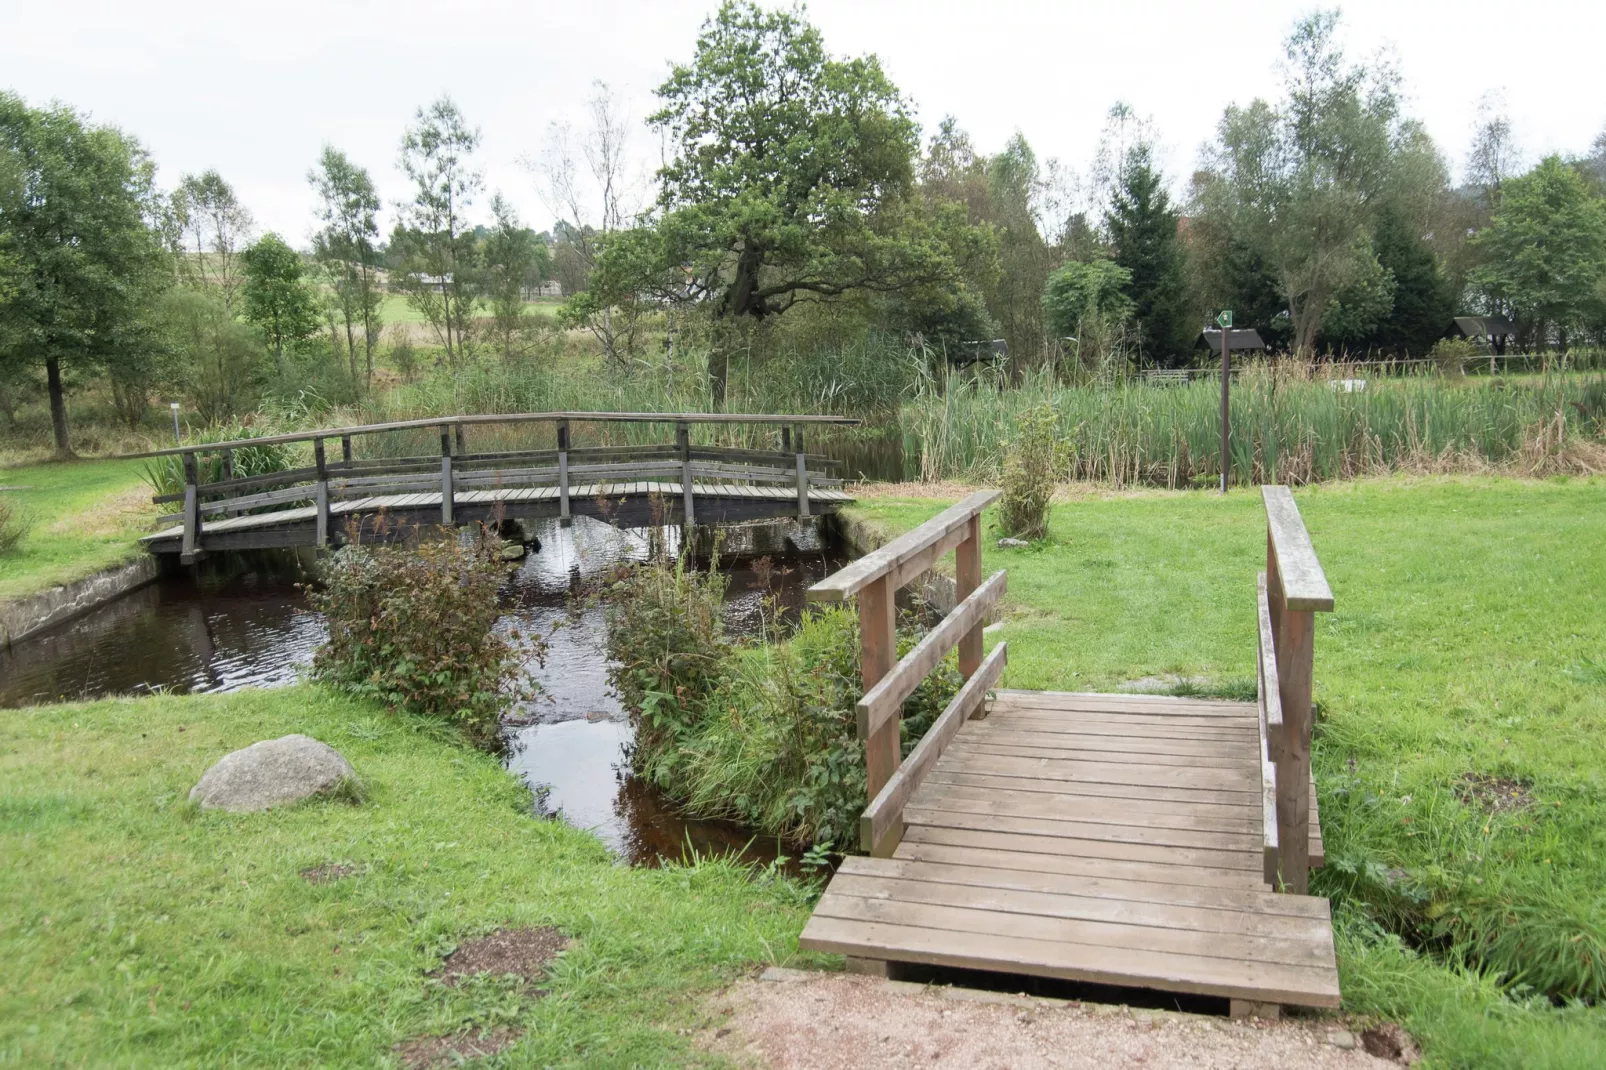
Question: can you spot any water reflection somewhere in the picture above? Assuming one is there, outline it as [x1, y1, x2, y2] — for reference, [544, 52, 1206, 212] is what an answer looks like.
[0, 517, 843, 869]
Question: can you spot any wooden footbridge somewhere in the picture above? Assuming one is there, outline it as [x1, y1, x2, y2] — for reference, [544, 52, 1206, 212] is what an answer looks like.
[800, 487, 1339, 1017]
[135, 412, 858, 561]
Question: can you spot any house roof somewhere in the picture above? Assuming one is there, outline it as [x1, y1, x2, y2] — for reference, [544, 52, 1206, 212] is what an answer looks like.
[1451, 315, 1515, 338]
[1199, 328, 1266, 354]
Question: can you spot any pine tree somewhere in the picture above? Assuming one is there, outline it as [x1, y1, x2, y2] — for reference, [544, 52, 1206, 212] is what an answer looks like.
[1107, 146, 1193, 366]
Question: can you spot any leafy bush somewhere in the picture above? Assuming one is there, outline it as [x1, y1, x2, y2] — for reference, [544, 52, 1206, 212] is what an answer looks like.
[0, 495, 32, 555]
[1430, 337, 1480, 378]
[309, 527, 531, 748]
[140, 421, 294, 497]
[996, 402, 1065, 539]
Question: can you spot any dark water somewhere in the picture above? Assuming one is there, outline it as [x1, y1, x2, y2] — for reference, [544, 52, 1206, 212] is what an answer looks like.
[0, 517, 845, 868]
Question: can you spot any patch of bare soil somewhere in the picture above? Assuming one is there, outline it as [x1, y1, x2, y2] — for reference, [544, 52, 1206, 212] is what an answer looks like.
[1456, 772, 1534, 813]
[707, 972, 1406, 1070]
[437, 926, 568, 987]
[393, 1027, 521, 1069]
[299, 862, 357, 884]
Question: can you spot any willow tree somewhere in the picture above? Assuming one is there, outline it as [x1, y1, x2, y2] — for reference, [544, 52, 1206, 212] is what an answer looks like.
[585, 1, 962, 403]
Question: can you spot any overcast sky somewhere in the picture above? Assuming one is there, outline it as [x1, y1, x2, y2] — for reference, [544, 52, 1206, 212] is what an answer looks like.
[6, 0, 1605, 244]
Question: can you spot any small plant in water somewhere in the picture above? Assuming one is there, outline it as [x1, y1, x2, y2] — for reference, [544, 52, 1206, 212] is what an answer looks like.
[996, 403, 1066, 540]
[308, 523, 537, 749]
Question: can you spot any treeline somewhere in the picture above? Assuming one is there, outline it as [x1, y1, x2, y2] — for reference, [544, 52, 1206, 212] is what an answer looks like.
[6, 3, 1606, 450]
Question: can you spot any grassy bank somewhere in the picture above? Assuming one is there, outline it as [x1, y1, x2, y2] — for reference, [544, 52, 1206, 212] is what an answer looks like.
[0, 459, 153, 602]
[845, 475, 1606, 1067]
[0, 685, 819, 1067]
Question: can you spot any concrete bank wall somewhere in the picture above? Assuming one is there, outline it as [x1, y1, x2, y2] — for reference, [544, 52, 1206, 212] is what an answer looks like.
[0, 556, 160, 648]
[827, 509, 959, 614]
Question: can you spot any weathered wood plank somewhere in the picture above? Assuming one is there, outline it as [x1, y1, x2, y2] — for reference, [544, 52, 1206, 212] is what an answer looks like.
[809, 490, 1001, 602]
[890, 840, 1262, 890]
[1262, 485, 1334, 612]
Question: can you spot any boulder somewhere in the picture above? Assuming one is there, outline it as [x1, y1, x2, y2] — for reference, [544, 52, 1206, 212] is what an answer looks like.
[189, 734, 358, 812]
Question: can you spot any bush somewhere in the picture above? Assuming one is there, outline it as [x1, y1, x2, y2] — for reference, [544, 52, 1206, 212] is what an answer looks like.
[140, 421, 294, 497]
[308, 527, 531, 748]
[997, 403, 1065, 539]
[0, 495, 32, 555]
[1430, 337, 1480, 378]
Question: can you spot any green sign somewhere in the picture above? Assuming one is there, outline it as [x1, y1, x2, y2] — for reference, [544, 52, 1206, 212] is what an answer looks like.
[1216, 310, 1233, 328]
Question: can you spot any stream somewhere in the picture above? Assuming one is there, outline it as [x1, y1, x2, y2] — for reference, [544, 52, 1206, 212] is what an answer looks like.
[0, 516, 846, 868]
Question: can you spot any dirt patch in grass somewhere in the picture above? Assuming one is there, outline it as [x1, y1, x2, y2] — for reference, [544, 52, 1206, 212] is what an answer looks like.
[1360, 1022, 1421, 1064]
[1455, 772, 1534, 814]
[393, 1027, 521, 1069]
[437, 926, 568, 987]
[299, 862, 357, 884]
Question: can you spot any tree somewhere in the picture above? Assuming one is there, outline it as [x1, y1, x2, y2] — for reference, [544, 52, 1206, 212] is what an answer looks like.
[480, 194, 546, 361]
[169, 170, 252, 312]
[980, 133, 1054, 366]
[593, 1, 962, 402]
[396, 96, 482, 365]
[1042, 258, 1134, 368]
[1193, 12, 1407, 356]
[1106, 144, 1193, 365]
[529, 81, 641, 365]
[241, 232, 319, 370]
[309, 146, 383, 387]
[1469, 155, 1606, 348]
[0, 93, 167, 455]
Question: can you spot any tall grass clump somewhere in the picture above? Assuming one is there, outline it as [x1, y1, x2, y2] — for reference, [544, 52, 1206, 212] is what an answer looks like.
[601, 549, 959, 850]
[902, 363, 1606, 486]
[139, 421, 296, 497]
[0, 495, 32, 555]
[997, 403, 1066, 539]
[309, 526, 534, 749]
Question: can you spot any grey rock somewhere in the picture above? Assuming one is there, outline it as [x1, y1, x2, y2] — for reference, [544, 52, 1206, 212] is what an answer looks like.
[759, 966, 816, 983]
[499, 541, 527, 561]
[997, 537, 1031, 549]
[1327, 1029, 1357, 1050]
[189, 734, 357, 812]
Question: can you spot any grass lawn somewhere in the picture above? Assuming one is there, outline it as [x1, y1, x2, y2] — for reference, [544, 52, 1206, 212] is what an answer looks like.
[0, 458, 154, 602]
[846, 475, 1606, 1068]
[0, 686, 820, 1067]
[379, 294, 563, 325]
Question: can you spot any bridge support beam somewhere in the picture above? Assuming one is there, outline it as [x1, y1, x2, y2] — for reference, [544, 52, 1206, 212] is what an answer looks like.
[439, 425, 454, 525]
[557, 419, 572, 526]
[180, 452, 203, 565]
[677, 422, 695, 528]
[794, 424, 809, 520]
[313, 438, 330, 549]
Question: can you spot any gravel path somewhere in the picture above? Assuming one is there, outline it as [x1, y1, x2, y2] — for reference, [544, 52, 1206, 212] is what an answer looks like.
[705, 970, 1408, 1070]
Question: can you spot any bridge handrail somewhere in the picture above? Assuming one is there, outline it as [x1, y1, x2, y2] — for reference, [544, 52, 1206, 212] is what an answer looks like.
[120, 410, 861, 460]
[1257, 485, 1334, 894]
[807, 489, 1004, 856]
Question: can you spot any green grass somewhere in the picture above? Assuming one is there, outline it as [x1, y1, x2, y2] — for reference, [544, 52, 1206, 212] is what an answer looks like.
[0, 686, 821, 1067]
[0, 458, 154, 602]
[846, 475, 1606, 1067]
[378, 294, 563, 325]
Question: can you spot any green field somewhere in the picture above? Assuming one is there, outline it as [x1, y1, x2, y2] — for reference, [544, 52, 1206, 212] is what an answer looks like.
[0, 458, 153, 602]
[378, 293, 564, 326]
[0, 687, 819, 1067]
[846, 476, 1606, 1067]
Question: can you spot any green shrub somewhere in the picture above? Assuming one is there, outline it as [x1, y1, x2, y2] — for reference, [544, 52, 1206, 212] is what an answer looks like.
[308, 527, 531, 748]
[140, 421, 294, 497]
[997, 403, 1065, 539]
[1430, 337, 1480, 378]
[0, 495, 32, 555]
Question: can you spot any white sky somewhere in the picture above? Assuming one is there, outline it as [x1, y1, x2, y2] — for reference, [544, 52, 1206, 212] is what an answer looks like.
[6, 0, 1605, 244]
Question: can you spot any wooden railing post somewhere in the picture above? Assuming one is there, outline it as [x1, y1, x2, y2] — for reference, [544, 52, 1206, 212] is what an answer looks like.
[313, 438, 331, 549]
[794, 423, 809, 519]
[340, 435, 353, 466]
[180, 451, 201, 564]
[439, 424, 454, 524]
[677, 421, 696, 528]
[1275, 603, 1315, 893]
[859, 573, 899, 814]
[221, 448, 235, 482]
[956, 512, 982, 682]
[454, 422, 467, 456]
[556, 419, 572, 525]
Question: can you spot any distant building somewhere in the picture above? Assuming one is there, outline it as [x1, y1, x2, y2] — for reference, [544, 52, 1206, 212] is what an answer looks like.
[1449, 315, 1516, 355]
[1198, 328, 1266, 356]
[952, 338, 1008, 367]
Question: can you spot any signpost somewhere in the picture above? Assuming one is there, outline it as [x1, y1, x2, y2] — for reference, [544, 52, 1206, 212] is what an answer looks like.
[1217, 311, 1232, 494]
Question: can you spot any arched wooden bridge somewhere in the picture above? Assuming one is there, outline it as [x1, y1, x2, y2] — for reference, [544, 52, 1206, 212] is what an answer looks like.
[135, 412, 858, 561]
[800, 487, 1338, 1017]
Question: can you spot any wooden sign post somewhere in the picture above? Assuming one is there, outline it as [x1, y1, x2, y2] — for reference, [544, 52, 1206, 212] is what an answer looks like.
[1218, 310, 1233, 494]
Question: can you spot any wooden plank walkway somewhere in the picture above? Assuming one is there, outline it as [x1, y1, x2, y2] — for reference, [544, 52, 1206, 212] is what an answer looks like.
[800, 689, 1340, 1009]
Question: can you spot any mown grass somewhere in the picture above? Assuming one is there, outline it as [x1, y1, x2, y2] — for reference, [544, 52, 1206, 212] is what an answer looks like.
[845, 475, 1606, 1068]
[0, 458, 154, 602]
[0, 686, 822, 1067]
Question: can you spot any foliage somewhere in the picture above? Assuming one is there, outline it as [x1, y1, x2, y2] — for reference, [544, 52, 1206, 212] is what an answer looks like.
[165, 169, 252, 312]
[1470, 155, 1606, 345]
[0, 92, 168, 455]
[0, 687, 822, 1066]
[480, 194, 550, 362]
[309, 146, 384, 387]
[1107, 144, 1194, 366]
[0, 458, 152, 601]
[393, 96, 482, 365]
[139, 421, 293, 497]
[0, 493, 32, 555]
[1428, 337, 1479, 378]
[240, 232, 320, 368]
[996, 403, 1065, 539]
[309, 528, 531, 748]
[1041, 258, 1134, 369]
[156, 286, 267, 423]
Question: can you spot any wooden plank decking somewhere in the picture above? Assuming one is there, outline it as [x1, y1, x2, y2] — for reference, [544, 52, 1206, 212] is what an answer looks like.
[799, 689, 1339, 1009]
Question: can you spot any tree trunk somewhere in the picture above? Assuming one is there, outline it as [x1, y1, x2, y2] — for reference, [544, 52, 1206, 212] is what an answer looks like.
[45, 355, 74, 457]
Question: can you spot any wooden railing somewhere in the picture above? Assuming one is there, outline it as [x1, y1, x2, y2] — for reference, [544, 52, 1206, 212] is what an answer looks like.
[808, 490, 1006, 857]
[133, 412, 859, 561]
[1256, 485, 1334, 894]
